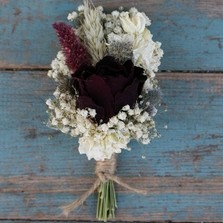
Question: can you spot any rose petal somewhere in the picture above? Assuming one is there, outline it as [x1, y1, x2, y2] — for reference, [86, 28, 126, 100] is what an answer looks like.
[97, 58, 136, 96]
[132, 66, 146, 95]
[96, 56, 127, 76]
[72, 64, 96, 79]
[104, 75, 129, 96]
[123, 60, 134, 78]
[72, 56, 146, 124]
[115, 78, 139, 113]
[73, 78, 88, 96]
[85, 74, 115, 123]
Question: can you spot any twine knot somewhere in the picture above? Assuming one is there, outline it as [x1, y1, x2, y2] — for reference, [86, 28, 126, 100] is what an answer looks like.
[95, 154, 117, 182]
[60, 154, 147, 217]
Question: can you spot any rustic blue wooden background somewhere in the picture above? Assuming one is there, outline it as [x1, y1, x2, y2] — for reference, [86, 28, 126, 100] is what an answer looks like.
[0, 0, 223, 222]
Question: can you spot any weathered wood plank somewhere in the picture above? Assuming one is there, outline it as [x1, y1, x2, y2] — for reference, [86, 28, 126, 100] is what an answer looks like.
[1, 0, 223, 71]
[0, 71, 222, 221]
[1, 175, 223, 195]
[0, 176, 223, 221]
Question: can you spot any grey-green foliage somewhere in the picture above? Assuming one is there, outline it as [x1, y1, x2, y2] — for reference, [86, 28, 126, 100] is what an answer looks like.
[107, 33, 133, 64]
[58, 78, 76, 96]
[140, 89, 161, 115]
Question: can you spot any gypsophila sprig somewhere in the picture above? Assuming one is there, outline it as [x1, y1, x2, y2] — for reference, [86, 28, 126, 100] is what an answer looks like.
[46, 1, 163, 221]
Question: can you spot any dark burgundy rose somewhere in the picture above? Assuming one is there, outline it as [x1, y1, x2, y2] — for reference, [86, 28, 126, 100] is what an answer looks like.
[72, 56, 146, 123]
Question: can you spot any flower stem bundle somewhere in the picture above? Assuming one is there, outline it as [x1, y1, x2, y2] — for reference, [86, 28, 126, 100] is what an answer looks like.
[97, 180, 117, 221]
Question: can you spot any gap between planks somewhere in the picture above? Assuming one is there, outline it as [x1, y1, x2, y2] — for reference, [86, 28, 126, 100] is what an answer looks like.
[0, 70, 222, 79]
[1, 67, 223, 74]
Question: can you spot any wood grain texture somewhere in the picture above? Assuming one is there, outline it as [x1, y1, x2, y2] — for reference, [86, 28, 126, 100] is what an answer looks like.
[1, 0, 223, 71]
[0, 71, 222, 221]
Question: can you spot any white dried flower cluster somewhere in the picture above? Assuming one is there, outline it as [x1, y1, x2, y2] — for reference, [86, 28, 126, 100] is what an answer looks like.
[133, 29, 163, 76]
[67, 11, 78, 21]
[78, 104, 157, 160]
[47, 51, 71, 81]
[104, 11, 124, 35]
[46, 3, 162, 161]
[119, 7, 163, 79]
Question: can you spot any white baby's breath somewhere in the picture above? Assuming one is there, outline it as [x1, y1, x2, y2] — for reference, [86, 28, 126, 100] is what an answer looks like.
[48, 51, 71, 82]
[67, 11, 78, 21]
[111, 10, 120, 18]
[78, 5, 85, 11]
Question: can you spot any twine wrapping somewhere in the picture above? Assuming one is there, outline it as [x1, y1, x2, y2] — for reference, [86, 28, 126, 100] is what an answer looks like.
[61, 154, 147, 216]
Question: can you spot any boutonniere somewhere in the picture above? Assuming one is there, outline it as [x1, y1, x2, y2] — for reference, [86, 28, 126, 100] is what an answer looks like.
[46, 1, 163, 221]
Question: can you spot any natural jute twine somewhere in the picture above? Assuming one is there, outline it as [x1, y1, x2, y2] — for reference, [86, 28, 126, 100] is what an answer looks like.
[61, 154, 147, 216]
